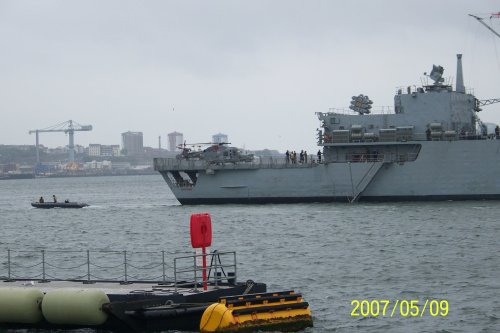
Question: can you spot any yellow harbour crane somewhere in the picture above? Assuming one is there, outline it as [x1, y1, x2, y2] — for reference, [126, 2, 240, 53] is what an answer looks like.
[29, 120, 92, 164]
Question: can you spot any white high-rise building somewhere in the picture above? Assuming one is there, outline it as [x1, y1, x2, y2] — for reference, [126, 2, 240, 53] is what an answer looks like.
[212, 133, 228, 144]
[88, 144, 101, 157]
[168, 132, 183, 151]
[87, 144, 121, 157]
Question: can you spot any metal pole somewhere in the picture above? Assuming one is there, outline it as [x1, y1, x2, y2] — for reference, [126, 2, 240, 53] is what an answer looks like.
[202, 247, 207, 291]
[193, 254, 198, 292]
[41, 250, 46, 281]
[162, 251, 166, 283]
[214, 252, 218, 288]
[7, 249, 11, 281]
[123, 251, 127, 283]
[174, 258, 177, 292]
[86, 250, 91, 283]
[233, 252, 237, 285]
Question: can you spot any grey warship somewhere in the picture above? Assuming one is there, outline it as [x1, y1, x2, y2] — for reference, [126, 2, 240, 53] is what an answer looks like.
[154, 55, 500, 204]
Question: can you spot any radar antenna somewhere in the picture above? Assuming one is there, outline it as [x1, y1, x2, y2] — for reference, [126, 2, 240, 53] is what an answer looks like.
[428, 65, 445, 85]
[349, 94, 373, 115]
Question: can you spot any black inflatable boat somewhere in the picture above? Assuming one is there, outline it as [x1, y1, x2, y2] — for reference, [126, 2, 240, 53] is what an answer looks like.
[31, 202, 89, 209]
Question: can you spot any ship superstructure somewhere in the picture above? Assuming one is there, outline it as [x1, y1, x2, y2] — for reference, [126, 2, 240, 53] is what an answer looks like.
[154, 55, 500, 204]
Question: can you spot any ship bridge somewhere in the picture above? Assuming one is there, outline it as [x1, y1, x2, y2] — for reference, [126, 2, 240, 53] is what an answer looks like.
[317, 54, 481, 146]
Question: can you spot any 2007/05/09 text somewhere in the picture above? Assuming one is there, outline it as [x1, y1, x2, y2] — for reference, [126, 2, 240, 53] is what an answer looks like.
[351, 299, 448, 317]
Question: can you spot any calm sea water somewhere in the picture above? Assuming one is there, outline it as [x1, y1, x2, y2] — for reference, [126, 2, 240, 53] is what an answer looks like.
[1, 175, 500, 332]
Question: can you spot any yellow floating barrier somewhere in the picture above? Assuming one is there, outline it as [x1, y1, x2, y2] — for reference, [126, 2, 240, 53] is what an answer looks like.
[200, 290, 313, 332]
[0, 287, 44, 324]
[41, 288, 110, 326]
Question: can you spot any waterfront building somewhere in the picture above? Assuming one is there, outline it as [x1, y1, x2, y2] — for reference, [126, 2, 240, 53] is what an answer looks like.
[122, 131, 143, 155]
[88, 144, 101, 157]
[212, 133, 228, 144]
[101, 145, 120, 157]
[88, 144, 121, 157]
[168, 132, 183, 151]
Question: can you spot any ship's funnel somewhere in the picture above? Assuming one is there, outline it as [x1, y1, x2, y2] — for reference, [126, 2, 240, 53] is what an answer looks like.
[456, 54, 465, 93]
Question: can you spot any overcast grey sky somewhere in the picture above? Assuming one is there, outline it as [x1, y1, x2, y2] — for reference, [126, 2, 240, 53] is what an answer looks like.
[1, 0, 499, 153]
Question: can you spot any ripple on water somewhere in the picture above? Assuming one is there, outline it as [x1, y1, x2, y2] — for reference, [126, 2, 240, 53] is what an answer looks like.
[1, 176, 500, 332]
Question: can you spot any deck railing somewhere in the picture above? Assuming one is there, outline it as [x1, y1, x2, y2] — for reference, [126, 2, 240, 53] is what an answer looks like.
[154, 156, 319, 171]
[173, 251, 237, 292]
[0, 249, 237, 288]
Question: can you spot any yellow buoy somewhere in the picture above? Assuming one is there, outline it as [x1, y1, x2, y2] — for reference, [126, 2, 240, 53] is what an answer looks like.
[200, 291, 313, 332]
[0, 287, 44, 324]
[41, 288, 110, 326]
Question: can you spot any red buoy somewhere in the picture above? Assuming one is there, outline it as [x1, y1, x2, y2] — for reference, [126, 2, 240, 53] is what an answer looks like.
[190, 213, 212, 291]
[190, 213, 212, 248]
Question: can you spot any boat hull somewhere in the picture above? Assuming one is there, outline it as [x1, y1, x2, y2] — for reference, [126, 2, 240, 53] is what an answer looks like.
[156, 140, 500, 204]
[31, 202, 89, 209]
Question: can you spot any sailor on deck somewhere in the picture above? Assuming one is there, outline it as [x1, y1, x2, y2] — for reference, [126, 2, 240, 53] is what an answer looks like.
[52, 195, 57, 203]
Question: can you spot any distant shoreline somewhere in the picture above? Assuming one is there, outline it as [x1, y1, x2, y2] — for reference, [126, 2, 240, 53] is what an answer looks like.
[0, 171, 158, 180]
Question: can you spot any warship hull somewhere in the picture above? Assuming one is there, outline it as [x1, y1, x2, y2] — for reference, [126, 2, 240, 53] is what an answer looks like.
[155, 55, 500, 205]
[155, 140, 500, 204]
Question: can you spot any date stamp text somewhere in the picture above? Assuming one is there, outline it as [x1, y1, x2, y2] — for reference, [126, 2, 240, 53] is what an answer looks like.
[350, 299, 448, 317]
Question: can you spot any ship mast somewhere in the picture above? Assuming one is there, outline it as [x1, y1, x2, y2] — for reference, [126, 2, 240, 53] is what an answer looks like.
[468, 13, 500, 111]
[469, 14, 500, 39]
